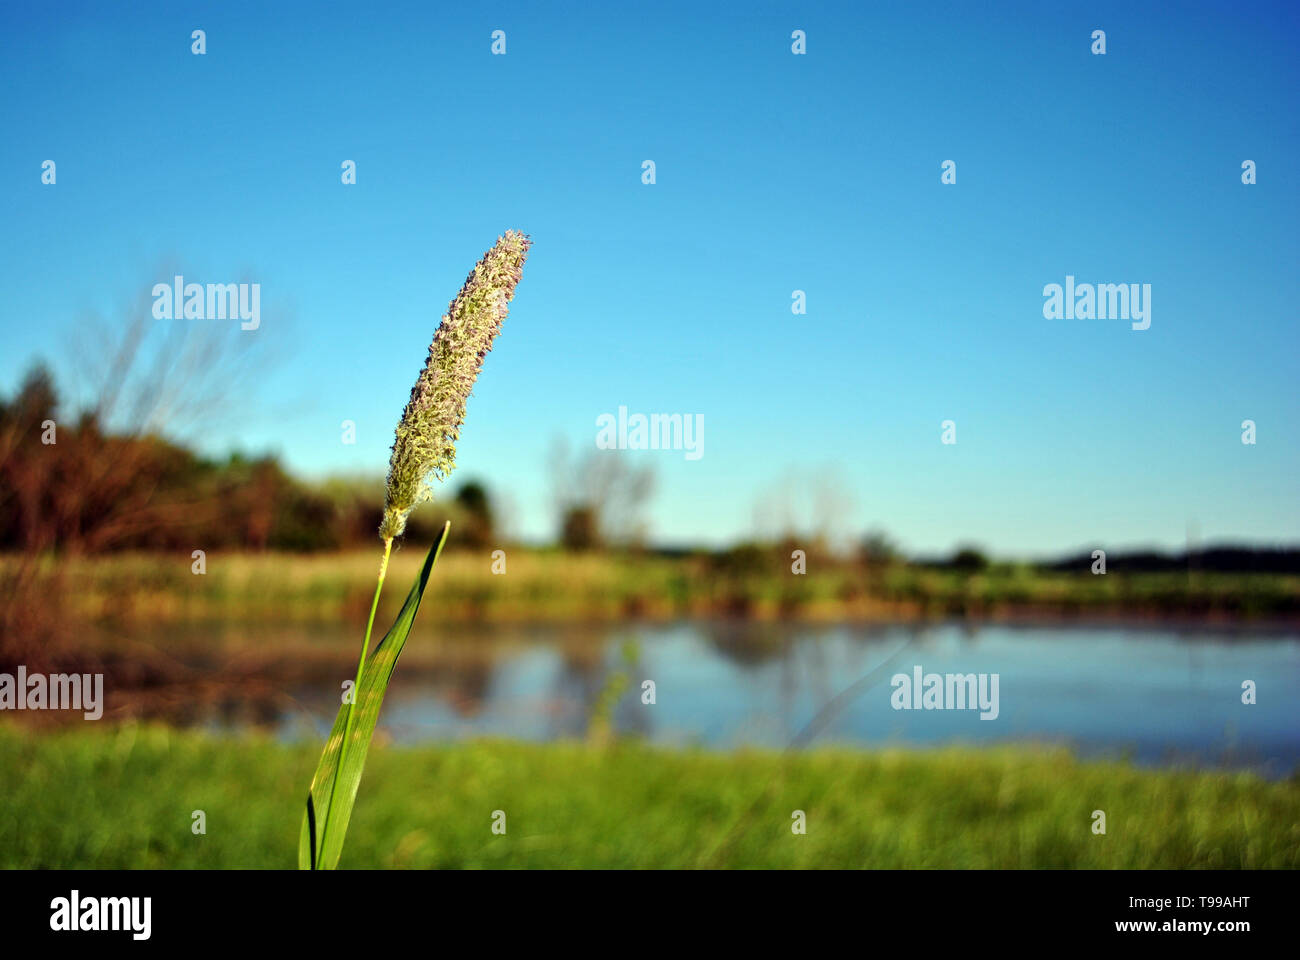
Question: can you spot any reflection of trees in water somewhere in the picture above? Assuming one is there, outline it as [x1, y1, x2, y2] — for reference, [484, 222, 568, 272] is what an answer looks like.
[547, 632, 655, 742]
[701, 622, 793, 669]
[426, 658, 494, 717]
[213, 692, 281, 727]
[703, 623, 806, 744]
[704, 622, 918, 745]
[121, 682, 284, 729]
[415, 634, 528, 718]
[551, 636, 612, 738]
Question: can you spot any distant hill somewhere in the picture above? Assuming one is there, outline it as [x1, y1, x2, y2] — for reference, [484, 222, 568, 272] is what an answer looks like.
[1045, 546, 1300, 574]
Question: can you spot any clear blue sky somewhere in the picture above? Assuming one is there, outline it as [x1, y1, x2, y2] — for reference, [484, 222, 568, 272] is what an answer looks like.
[1, 1, 1296, 555]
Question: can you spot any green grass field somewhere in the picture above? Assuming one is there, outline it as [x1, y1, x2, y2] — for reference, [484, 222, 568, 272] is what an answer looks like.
[2, 726, 1296, 868]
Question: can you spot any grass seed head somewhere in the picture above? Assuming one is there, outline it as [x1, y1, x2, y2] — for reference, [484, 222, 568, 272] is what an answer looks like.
[380, 230, 531, 541]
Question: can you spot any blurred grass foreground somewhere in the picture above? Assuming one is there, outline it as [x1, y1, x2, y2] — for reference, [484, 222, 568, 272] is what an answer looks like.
[2, 726, 1297, 869]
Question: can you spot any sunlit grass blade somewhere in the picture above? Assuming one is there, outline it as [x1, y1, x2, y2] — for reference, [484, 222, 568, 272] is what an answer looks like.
[298, 521, 450, 869]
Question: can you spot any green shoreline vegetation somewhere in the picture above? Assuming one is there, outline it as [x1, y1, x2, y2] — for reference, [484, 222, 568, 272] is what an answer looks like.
[7, 549, 1298, 627]
[1, 726, 1296, 869]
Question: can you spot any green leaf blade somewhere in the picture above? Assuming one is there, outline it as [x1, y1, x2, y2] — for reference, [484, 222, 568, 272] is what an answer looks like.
[298, 522, 450, 869]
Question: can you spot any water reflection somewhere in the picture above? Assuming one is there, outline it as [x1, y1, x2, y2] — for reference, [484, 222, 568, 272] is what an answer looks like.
[220, 621, 1295, 775]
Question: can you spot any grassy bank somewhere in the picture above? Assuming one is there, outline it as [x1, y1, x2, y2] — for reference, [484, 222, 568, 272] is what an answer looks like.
[8, 549, 1300, 626]
[1, 726, 1296, 868]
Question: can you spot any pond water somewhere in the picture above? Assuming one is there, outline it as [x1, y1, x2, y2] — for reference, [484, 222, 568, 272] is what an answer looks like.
[267, 621, 1300, 776]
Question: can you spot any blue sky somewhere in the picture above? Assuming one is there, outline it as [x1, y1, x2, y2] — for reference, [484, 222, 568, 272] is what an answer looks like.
[1, 1, 1296, 555]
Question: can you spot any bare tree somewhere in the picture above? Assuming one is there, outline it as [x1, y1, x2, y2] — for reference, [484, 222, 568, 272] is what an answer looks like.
[3, 266, 278, 554]
[752, 466, 856, 554]
[548, 436, 655, 549]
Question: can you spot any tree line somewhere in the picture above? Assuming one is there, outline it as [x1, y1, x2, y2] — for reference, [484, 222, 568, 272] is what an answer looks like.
[0, 366, 493, 553]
